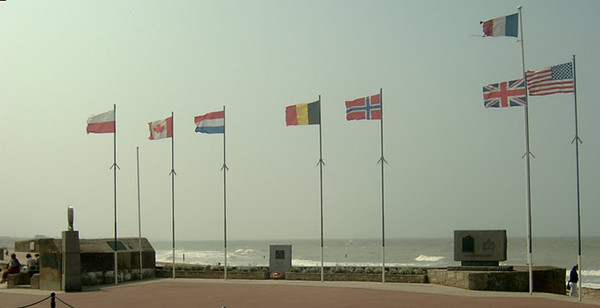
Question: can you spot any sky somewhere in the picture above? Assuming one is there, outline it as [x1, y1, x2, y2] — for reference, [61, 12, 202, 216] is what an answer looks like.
[1, 0, 599, 244]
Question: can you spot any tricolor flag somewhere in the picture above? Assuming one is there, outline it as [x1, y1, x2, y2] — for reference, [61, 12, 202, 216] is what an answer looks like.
[285, 101, 320, 126]
[148, 117, 173, 140]
[195, 111, 225, 134]
[483, 78, 527, 108]
[481, 13, 518, 37]
[86, 110, 115, 134]
[526, 62, 574, 96]
[345, 94, 381, 120]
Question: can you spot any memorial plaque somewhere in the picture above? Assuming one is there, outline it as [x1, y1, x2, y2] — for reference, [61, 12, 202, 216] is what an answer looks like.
[269, 245, 292, 274]
[454, 230, 507, 266]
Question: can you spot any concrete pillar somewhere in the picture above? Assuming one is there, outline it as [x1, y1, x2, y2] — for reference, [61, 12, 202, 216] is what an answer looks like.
[62, 230, 82, 292]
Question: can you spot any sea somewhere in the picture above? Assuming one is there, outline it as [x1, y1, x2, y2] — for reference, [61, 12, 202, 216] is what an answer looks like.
[153, 237, 600, 289]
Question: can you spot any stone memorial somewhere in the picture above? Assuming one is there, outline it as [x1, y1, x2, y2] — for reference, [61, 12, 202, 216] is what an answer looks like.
[269, 245, 292, 274]
[62, 206, 82, 292]
[454, 230, 507, 266]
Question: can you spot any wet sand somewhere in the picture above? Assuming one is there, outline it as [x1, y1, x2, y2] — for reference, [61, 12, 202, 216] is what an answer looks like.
[2, 279, 600, 308]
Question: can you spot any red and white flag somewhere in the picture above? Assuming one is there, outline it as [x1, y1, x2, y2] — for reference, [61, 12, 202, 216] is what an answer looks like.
[148, 116, 173, 140]
[87, 110, 115, 134]
[526, 62, 574, 96]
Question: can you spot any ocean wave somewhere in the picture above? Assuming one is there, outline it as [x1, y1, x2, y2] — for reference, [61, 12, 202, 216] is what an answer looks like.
[234, 248, 259, 255]
[415, 255, 444, 262]
[291, 259, 419, 268]
[582, 270, 600, 277]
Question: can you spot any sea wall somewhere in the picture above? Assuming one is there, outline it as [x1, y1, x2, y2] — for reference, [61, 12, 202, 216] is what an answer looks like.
[155, 269, 269, 279]
[427, 266, 565, 294]
[285, 272, 427, 283]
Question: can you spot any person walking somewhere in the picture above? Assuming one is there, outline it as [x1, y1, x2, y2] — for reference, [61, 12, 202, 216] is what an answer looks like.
[568, 265, 579, 297]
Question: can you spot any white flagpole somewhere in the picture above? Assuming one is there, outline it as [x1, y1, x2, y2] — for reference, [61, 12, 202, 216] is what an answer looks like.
[170, 112, 177, 279]
[572, 55, 583, 302]
[317, 95, 325, 282]
[377, 88, 387, 283]
[518, 6, 534, 295]
[221, 106, 229, 280]
[111, 104, 119, 285]
[137, 146, 143, 279]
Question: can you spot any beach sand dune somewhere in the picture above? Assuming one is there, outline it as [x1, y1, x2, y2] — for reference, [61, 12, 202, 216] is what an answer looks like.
[2, 279, 599, 308]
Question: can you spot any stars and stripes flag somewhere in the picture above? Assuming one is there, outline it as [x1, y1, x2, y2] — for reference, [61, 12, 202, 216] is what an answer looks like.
[483, 78, 527, 108]
[345, 94, 381, 120]
[526, 62, 574, 96]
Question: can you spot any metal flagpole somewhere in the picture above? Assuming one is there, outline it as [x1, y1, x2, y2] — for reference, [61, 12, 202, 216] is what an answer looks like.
[377, 88, 387, 283]
[137, 146, 143, 279]
[170, 112, 177, 279]
[317, 95, 325, 282]
[518, 6, 534, 295]
[221, 106, 229, 280]
[111, 104, 119, 285]
[572, 55, 583, 302]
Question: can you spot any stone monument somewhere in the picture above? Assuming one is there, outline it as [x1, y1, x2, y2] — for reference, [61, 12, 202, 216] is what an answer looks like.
[62, 206, 82, 292]
[269, 245, 292, 274]
[454, 230, 507, 266]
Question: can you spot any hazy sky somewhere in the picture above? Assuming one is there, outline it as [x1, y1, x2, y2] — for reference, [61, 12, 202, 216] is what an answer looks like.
[1, 0, 599, 243]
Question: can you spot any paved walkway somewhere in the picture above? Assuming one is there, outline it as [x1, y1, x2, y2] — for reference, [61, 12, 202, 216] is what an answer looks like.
[1, 279, 599, 308]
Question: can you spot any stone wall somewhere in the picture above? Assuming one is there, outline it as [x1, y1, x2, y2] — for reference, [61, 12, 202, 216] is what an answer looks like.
[155, 270, 268, 280]
[427, 266, 565, 294]
[285, 272, 427, 283]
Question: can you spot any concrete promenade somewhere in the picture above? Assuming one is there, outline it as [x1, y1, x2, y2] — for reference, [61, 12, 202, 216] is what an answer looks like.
[2, 278, 600, 308]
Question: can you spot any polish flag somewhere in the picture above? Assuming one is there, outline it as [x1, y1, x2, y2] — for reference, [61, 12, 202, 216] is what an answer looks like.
[87, 110, 115, 134]
[148, 117, 173, 140]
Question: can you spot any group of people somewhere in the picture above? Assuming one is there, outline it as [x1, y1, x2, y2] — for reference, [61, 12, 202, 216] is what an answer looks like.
[0, 252, 39, 284]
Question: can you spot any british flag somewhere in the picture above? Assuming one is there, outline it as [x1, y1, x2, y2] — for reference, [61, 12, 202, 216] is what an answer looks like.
[483, 78, 527, 108]
[345, 94, 381, 120]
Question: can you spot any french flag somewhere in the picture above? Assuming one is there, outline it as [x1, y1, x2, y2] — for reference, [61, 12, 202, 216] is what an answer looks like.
[481, 13, 518, 37]
[195, 110, 225, 134]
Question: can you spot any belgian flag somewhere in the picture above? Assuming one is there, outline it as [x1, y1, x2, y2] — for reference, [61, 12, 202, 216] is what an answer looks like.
[285, 100, 320, 126]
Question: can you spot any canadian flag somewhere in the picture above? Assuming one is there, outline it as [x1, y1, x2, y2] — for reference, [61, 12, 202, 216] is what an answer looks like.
[148, 116, 173, 140]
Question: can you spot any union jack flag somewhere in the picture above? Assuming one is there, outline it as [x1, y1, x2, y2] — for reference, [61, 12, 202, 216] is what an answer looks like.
[483, 78, 527, 108]
[345, 94, 381, 120]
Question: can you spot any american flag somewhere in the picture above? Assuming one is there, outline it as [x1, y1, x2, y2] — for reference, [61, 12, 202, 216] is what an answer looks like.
[526, 62, 574, 96]
[483, 78, 527, 108]
[345, 94, 381, 120]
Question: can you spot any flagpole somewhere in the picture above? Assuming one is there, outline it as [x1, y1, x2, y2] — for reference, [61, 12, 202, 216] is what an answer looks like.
[317, 95, 325, 282]
[572, 55, 583, 302]
[222, 105, 229, 280]
[136, 146, 143, 279]
[378, 88, 387, 283]
[518, 6, 533, 295]
[170, 112, 176, 279]
[112, 104, 119, 285]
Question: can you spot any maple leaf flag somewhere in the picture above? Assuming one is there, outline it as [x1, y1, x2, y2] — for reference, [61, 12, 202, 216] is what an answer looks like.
[148, 116, 173, 140]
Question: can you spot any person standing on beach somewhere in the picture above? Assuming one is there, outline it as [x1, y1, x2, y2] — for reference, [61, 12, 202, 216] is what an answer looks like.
[568, 265, 579, 297]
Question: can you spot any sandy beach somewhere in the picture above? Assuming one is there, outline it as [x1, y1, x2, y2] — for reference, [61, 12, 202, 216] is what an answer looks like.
[2, 279, 600, 308]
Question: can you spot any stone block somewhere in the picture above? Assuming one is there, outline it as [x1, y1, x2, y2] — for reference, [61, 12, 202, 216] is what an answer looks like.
[454, 230, 507, 263]
[269, 245, 292, 274]
[62, 231, 81, 253]
[31, 274, 40, 289]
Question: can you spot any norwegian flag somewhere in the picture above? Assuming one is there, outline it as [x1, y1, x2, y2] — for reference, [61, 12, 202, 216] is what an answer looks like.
[483, 78, 527, 108]
[345, 94, 381, 120]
